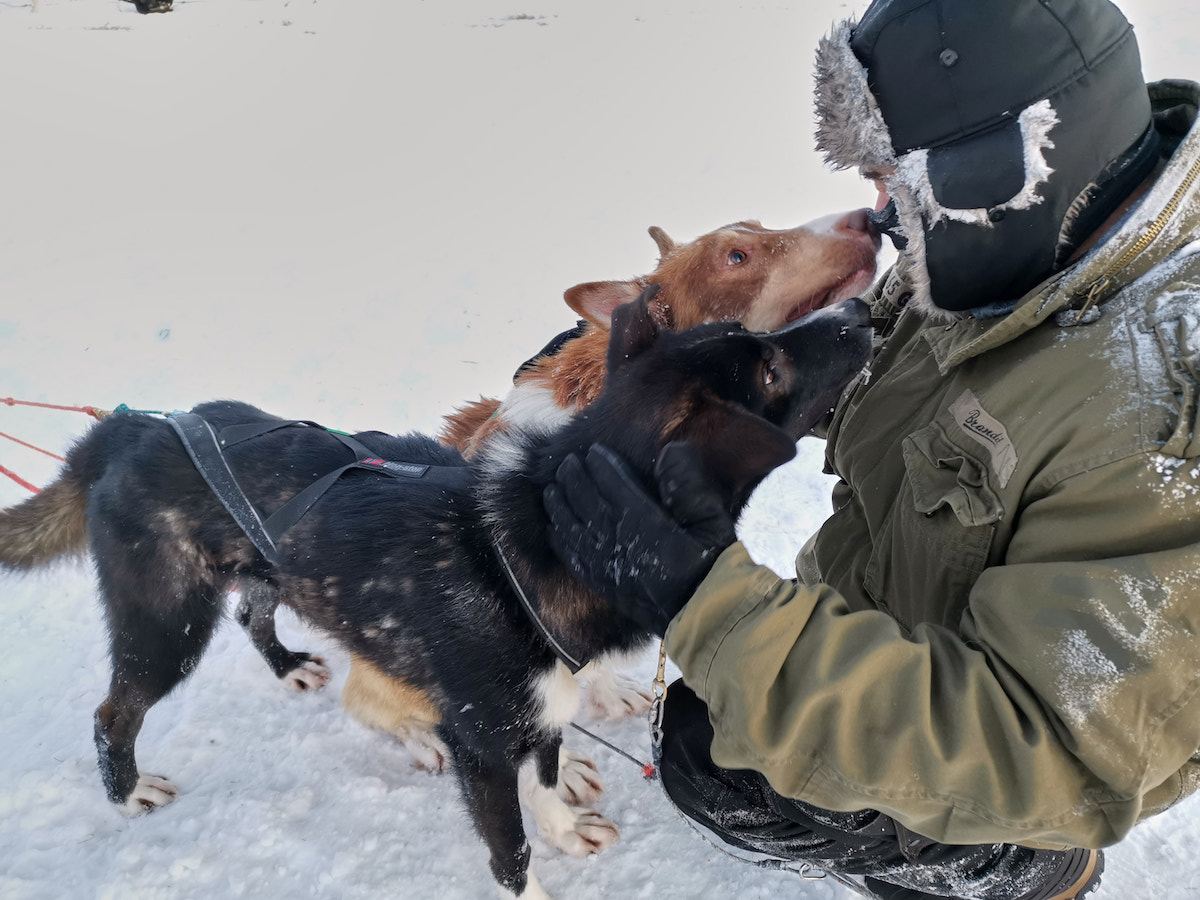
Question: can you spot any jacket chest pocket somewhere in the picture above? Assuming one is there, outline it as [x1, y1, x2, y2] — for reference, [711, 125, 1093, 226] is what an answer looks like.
[863, 423, 1003, 633]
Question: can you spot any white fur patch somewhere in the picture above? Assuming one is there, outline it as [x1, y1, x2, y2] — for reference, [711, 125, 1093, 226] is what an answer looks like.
[283, 658, 331, 692]
[393, 724, 450, 773]
[495, 382, 577, 434]
[120, 773, 179, 814]
[518, 759, 619, 859]
[474, 429, 536, 498]
[795, 210, 841, 237]
[532, 662, 581, 730]
[556, 748, 603, 806]
[578, 654, 653, 721]
[495, 868, 551, 900]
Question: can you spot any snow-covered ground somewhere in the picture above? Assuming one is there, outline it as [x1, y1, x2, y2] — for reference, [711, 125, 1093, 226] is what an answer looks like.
[1, 1, 1197, 897]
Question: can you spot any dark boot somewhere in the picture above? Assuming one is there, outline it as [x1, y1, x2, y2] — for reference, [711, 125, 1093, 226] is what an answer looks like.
[1014, 848, 1103, 900]
[659, 680, 1105, 900]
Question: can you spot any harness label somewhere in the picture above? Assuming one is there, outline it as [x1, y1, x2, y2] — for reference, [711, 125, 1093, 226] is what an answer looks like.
[360, 458, 429, 478]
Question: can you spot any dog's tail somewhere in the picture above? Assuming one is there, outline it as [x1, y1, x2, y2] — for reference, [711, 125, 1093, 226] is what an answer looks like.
[0, 472, 91, 569]
[0, 420, 119, 570]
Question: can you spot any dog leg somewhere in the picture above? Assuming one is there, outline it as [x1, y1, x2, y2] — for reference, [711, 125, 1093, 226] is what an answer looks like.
[94, 578, 221, 812]
[234, 581, 331, 692]
[578, 655, 653, 721]
[341, 655, 450, 772]
[519, 739, 619, 858]
[94, 693, 176, 814]
[453, 750, 551, 900]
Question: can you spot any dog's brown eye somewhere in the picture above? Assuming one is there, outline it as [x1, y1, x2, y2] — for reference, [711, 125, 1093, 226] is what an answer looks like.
[728, 250, 747, 265]
[763, 364, 777, 386]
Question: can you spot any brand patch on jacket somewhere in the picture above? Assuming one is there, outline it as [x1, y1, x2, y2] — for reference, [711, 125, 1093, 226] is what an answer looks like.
[950, 391, 1017, 487]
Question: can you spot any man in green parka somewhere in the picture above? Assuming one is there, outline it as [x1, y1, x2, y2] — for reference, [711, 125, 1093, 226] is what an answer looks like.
[544, 1, 1200, 898]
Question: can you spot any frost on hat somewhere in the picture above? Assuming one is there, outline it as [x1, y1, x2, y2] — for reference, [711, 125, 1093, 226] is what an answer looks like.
[814, 0, 1153, 314]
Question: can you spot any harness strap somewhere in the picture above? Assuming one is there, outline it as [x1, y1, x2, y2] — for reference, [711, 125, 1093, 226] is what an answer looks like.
[261, 457, 445, 548]
[167, 413, 469, 564]
[167, 412, 585, 672]
[167, 414, 281, 563]
[216, 419, 376, 459]
[491, 535, 586, 675]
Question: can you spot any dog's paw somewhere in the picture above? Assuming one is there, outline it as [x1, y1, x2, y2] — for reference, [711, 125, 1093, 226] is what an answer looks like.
[545, 808, 620, 857]
[496, 869, 553, 900]
[283, 657, 331, 692]
[557, 749, 603, 806]
[525, 776, 618, 856]
[394, 724, 452, 774]
[120, 774, 179, 815]
[583, 673, 653, 721]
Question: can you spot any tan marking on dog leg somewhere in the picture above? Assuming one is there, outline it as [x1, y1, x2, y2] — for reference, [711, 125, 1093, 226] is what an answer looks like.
[341, 655, 449, 772]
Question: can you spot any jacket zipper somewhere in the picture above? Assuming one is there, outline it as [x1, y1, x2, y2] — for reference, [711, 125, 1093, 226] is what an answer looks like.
[1076, 154, 1200, 322]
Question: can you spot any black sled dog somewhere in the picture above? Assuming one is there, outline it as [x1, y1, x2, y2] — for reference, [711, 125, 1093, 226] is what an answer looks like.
[0, 291, 871, 899]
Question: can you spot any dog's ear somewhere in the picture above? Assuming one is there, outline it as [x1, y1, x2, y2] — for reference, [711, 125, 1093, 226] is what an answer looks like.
[692, 406, 797, 497]
[648, 226, 676, 260]
[606, 285, 662, 373]
[564, 280, 645, 329]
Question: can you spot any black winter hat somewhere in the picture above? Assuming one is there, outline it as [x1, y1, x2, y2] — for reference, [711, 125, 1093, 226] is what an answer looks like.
[815, 0, 1156, 314]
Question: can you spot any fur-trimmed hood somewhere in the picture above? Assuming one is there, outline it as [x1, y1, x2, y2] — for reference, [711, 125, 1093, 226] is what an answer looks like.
[814, 20, 895, 173]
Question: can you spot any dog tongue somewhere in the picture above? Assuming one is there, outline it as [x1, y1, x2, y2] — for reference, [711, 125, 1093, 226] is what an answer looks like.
[786, 290, 828, 323]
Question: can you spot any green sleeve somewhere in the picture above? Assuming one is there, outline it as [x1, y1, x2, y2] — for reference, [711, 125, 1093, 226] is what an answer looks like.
[666, 456, 1200, 848]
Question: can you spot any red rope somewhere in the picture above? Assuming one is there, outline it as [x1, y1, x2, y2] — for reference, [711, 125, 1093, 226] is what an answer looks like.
[1, 395, 103, 494]
[0, 464, 40, 494]
[0, 431, 66, 462]
[1, 397, 106, 420]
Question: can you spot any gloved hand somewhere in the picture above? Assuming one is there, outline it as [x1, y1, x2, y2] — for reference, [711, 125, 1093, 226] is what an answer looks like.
[543, 441, 736, 635]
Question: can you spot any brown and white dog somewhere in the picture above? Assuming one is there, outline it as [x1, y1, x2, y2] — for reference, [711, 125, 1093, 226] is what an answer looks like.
[340, 212, 880, 769]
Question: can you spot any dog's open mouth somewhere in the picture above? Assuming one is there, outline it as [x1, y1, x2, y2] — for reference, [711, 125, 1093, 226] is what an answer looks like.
[785, 262, 877, 323]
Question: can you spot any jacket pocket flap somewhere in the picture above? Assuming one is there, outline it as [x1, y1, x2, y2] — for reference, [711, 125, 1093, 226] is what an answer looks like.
[902, 424, 1004, 527]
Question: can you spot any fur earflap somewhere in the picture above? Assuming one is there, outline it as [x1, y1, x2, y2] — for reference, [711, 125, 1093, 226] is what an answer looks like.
[895, 100, 1060, 226]
[882, 179, 958, 322]
[813, 19, 896, 171]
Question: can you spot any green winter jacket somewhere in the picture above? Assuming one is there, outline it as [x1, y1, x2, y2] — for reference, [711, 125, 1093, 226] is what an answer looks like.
[666, 80, 1200, 850]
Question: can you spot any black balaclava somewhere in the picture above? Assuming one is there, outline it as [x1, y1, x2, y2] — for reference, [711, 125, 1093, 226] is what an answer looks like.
[814, 0, 1156, 315]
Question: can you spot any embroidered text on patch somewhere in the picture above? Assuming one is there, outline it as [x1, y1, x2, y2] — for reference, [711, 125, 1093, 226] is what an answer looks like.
[950, 390, 1018, 488]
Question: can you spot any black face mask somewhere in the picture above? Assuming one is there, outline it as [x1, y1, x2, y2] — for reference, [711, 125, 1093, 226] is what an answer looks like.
[866, 200, 907, 251]
[908, 122, 1161, 312]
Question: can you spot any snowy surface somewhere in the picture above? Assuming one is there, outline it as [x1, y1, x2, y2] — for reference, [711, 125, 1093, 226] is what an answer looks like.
[1, 1, 1198, 898]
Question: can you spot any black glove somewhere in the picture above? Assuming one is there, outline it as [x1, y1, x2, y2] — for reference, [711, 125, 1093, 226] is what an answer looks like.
[543, 442, 736, 635]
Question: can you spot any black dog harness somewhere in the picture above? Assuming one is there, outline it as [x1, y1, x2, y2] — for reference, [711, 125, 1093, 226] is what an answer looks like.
[166, 412, 587, 673]
[166, 413, 470, 565]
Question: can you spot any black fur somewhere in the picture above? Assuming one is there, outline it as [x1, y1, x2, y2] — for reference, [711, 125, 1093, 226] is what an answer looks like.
[15, 293, 871, 896]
